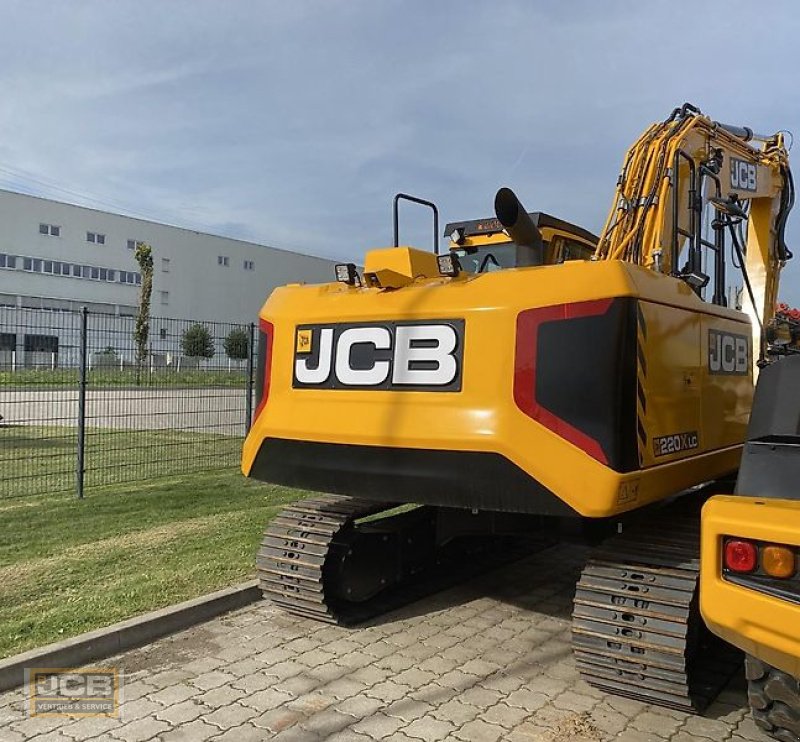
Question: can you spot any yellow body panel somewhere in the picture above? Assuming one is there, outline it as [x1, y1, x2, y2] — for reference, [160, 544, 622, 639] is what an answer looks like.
[243, 258, 750, 518]
[701, 495, 800, 677]
[362, 246, 440, 289]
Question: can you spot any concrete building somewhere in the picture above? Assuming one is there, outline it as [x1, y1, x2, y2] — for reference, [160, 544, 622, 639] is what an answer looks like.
[0, 189, 339, 368]
[0, 188, 338, 322]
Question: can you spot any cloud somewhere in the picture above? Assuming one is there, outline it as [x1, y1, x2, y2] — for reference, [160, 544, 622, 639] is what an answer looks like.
[0, 0, 798, 299]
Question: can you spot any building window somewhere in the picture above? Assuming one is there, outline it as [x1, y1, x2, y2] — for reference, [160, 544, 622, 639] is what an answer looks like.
[162, 258, 170, 272]
[159, 328, 167, 340]
[217, 255, 229, 267]
[127, 239, 139, 250]
[160, 291, 169, 305]
[43, 260, 53, 273]
[87, 232, 106, 244]
[0, 254, 17, 269]
[39, 223, 60, 237]
[243, 260, 255, 271]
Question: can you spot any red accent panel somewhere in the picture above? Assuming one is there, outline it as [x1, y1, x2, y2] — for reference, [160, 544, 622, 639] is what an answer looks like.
[514, 300, 613, 465]
[254, 319, 274, 421]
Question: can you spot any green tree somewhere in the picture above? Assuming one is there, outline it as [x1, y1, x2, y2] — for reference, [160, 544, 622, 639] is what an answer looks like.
[181, 324, 215, 358]
[133, 242, 153, 383]
[223, 327, 249, 360]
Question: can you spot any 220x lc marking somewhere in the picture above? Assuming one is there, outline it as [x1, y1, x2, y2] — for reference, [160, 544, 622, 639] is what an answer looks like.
[293, 320, 464, 391]
[653, 431, 699, 457]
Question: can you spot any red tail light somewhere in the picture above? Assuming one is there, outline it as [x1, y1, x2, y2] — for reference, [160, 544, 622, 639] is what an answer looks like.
[724, 539, 758, 573]
[253, 319, 274, 421]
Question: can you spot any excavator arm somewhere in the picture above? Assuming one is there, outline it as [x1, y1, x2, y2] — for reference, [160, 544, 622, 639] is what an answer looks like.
[596, 103, 794, 370]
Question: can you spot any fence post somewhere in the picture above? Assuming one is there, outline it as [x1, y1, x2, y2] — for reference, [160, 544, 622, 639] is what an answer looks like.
[76, 306, 88, 499]
[245, 322, 255, 435]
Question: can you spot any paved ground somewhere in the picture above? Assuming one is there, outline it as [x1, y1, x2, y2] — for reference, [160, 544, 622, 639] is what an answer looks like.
[0, 388, 246, 435]
[0, 546, 768, 742]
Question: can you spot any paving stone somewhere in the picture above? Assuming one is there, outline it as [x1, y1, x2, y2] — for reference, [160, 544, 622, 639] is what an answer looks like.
[481, 701, 530, 729]
[148, 683, 198, 707]
[454, 718, 506, 742]
[238, 686, 294, 711]
[352, 711, 407, 738]
[408, 681, 460, 706]
[298, 707, 354, 737]
[381, 698, 434, 723]
[155, 698, 208, 725]
[682, 713, 742, 740]
[431, 699, 482, 726]
[401, 715, 455, 741]
[435, 669, 480, 691]
[190, 670, 237, 692]
[322, 676, 370, 700]
[382, 733, 427, 742]
[207, 722, 268, 741]
[504, 687, 549, 712]
[60, 715, 122, 740]
[11, 715, 68, 738]
[333, 694, 384, 719]
[736, 714, 772, 741]
[322, 730, 373, 742]
[147, 718, 219, 742]
[628, 710, 684, 738]
[460, 685, 504, 709]
[202, 701, 259, 730]
[614, 731, 663, 742]
[143, 668, 193, 689]
[195, 684, 248, 709]
[118, 680, 158, 703]
[392, 668, 437, 690]
[228, 671, 275, 694]
[0, 727, 26, 742]
[586, 704, 629, 736]
[551, 689, 597, 714]
[365, 680, 413, 703]
[480, 672, 525, 695]
[262, 661, 304, 681]
[109, 716, 170, 742]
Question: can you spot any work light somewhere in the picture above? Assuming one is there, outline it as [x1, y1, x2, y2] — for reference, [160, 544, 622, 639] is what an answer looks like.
[334, 263, 358, 285]
[437, 253, 461, 277]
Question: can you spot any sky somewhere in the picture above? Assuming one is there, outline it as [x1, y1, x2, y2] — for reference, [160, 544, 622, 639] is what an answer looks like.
[1, 0, 799, 302]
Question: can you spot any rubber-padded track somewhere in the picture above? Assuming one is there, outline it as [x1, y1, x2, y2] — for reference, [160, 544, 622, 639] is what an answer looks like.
[747, 655, 800, 742]
[572, 507, 742, 713]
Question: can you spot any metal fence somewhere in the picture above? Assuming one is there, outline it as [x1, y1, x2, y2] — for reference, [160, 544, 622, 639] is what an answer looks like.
[0, 306, 255, 499]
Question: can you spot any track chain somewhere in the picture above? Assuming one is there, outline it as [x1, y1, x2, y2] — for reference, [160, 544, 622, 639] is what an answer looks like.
[572, 509, 741, 713]
[257, 495, 385, 624]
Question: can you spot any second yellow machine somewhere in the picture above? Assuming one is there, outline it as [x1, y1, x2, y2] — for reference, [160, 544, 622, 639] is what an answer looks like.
[243, 104, 794, 712]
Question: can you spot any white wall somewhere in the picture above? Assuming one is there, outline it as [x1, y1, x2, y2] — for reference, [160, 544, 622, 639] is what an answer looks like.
[0, 189, 337, 324]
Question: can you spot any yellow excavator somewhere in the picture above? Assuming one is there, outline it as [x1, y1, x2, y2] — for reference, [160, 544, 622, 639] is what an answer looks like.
[242, 103, 794, 714]
[701, 353, 800, 741]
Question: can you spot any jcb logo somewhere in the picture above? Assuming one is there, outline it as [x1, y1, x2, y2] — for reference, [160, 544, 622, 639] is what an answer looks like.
[708, 329, 750, 375]
[293, 321, 464, 391]
[730, 157, 757, 192]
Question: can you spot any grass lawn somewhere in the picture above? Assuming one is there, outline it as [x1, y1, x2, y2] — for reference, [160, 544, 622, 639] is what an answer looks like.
[0, 470, 309, 659]
[2, 426, 242, 499]
[0, 368, 247, 388]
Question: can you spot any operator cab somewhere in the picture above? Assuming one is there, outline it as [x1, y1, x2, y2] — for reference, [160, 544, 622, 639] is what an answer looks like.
[444, 211, 598, 274]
